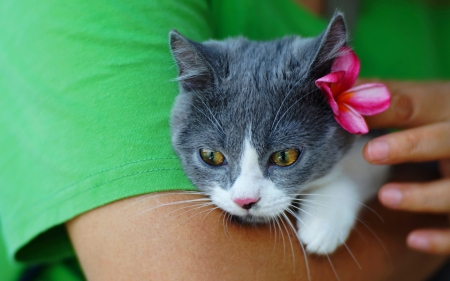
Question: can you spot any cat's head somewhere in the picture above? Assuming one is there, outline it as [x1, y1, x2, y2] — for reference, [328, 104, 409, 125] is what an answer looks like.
[169, 14, 355, 223]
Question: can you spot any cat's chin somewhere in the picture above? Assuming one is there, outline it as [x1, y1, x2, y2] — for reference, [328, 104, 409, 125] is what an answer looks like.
[229, 214, 273, 225]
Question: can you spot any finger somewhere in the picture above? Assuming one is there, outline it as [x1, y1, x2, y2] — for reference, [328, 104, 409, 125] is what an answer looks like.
[363, 121, 450, 164]
[359, 80, 450, 129]
[439, 159, 450, 178]
[407, 229, 450, 255]
[378, 180, 450, 213]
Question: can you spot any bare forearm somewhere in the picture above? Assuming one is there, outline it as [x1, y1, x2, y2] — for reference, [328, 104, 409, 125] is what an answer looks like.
[67, 166, 447, 281]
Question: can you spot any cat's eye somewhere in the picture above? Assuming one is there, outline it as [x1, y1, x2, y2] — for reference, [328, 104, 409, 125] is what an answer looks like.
[270, 148, 301, 167]
[199, 149, 226, 166]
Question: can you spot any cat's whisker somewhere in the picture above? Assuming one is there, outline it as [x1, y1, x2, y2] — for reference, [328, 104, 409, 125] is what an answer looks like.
[183, 87, 226, 140]
[225, 213, 231, 238]
[271, 77, 306, 131]
[159, 203, 209, 223]
[280, 213, 299, 274]
[191, 90, 225, 135]
[289, 204, 316, 219]
[292, 193, 384, 222]
[270, 58, 328, 133]
[288, 206, 362, 271]
[121, 191, 206, 210]
[122, 198, 211, 222]
[157, 197, 211, 206]
[268, 217, 272, 237]
[292, 197, 370, 227]
[187, 101, 226, 140]
[292, 200, 372, 248]
[201, 206, 221, 224]
[353, 217, 393, 269]
[293, 231, 310, 280]
[341, 242, 361, 270]
[269, 216, 280, 256]
[169, 203, 208, 218]
[273, 215, 287, 261]
[220, 211, 231, 238]
[152, 198, 212, 216]
[285, 208, 303, 226]
[166, 202, 216, 222]
[292, 199, 371, 243]
[279, 210, 310, 280]
[217, 209, 225, 221]
[326, 254, 341, 281]
[303, 201, 367, 220]
[270, 211, 284, 250]
[271, 88, 316, 133]
[281, 213, 297, 272]
[292, 200, 331, 212]
[172, 204, 220, 229]
[269, 218, 278, 253]
[302, 200, 380, 247]
[267, 214, 280, 253]
[135, 192, 208, 208]
[225, 213, 232, 239]
[227, 213, 233, 237]
[174, 204, 219, 228]
[223, 213, 229, 235]
[287, 207, 343, 280]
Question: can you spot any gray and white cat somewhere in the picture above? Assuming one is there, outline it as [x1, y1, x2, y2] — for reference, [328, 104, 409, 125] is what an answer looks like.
[169, 14, 388, 255]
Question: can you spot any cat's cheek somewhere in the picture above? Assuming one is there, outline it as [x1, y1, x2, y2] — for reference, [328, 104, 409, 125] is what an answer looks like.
[254, 187, 292, 218]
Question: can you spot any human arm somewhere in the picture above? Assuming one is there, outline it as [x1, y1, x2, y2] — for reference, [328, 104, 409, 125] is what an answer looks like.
[363, 80, 450, 254]
[66, 176, 447, 281]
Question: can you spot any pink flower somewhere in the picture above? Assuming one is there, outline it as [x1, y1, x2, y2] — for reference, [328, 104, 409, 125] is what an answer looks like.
[315, 47, 391, 134]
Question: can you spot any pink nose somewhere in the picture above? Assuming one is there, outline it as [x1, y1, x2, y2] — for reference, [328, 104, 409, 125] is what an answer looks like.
[233, 197, 260, 210]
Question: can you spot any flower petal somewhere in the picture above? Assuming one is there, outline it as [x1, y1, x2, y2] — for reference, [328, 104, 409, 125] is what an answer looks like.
[336, 83, 391, 116]
[331, 47, 360, 94]
[315, 71, 345, 114]
[335, 103, 369, 134]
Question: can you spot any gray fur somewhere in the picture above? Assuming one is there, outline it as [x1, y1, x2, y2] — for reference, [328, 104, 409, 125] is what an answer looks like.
[169, 13, 355, 222]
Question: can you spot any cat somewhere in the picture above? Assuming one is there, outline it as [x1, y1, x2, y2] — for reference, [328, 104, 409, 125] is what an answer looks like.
[168, 13, 388, 255]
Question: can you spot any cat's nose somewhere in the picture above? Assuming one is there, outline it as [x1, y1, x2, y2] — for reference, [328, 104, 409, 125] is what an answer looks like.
[233, 197, 260, 210]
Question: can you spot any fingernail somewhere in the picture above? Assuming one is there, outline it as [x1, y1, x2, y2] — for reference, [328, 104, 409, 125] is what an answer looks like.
[367, 140, 389, 163]
[380, 187, 402, 207]
[407, 234, 430, 250]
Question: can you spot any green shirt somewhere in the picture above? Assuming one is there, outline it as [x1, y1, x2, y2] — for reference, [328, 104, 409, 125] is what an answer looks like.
[1, 0, 449, 279]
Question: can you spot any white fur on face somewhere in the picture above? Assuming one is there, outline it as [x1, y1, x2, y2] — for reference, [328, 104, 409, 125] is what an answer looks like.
[210, 138, 291, 220]
[230, 139, 264, 201]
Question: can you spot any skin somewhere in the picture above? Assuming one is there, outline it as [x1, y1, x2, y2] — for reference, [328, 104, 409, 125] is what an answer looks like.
[363, 81, 450, 255]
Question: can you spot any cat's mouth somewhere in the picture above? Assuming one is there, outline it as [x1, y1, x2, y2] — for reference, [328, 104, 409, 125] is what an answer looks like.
[209, 185, 293, 225]
[228, 213, 271, 225]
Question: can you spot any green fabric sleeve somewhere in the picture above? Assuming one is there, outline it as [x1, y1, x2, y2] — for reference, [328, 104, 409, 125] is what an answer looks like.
[0, 0, 210, 263]
[0, 224, 23, 281]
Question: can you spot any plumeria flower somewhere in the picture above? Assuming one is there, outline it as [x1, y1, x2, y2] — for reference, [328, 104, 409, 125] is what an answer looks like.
[315, 47, 391, 134]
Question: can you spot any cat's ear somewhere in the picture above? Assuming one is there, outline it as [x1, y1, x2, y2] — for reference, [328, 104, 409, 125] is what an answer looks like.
[308, 12, 348, 78]
[169, 30, 215, 92]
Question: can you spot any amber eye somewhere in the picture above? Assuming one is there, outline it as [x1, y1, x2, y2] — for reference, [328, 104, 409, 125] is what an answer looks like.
[270, 148, 300, 167]
[200, 149, 226, 166]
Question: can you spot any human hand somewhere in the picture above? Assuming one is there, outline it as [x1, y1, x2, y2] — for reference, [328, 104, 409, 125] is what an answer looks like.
[361, 80, 450, 255]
